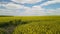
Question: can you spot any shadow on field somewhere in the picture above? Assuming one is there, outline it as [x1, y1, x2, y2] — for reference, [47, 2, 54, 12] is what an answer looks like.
[0, 19, 28, 34]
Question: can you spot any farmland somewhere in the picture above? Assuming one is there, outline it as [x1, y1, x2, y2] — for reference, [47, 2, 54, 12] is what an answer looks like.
[0, 16, 60, 34]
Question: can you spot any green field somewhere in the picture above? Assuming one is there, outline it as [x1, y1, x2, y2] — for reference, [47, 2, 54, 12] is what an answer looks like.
[0, 16, 60, 34]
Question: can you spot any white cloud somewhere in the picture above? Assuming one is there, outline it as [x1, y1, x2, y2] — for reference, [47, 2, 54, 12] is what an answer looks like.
[0, 2, 25, 9]
[0, 2, 7, 7]
[53, 0, 60, 2]
[40, 0, 60, 6]
[12, 0, 43, 4]
[0, 2, 24, 16]
[0, 1, 60, 16]
[19, 5, 50, 16]
[53, 8, 60, 15]
[43, 8, 60, 15]
[40, 1, 56, 6]
[0, 9, 15, 15]
[5, 2, 24, 9]
[0, 8, 25, 16]
[20, 5, 60, 16]
[0, 3, 60, 16]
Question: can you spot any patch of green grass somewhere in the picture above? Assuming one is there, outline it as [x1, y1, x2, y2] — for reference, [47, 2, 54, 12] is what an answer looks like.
[13, 20, 60, 34]
[0, 28, 7, 34]
[0, 16, 60, 22]
[0, 16, 60, 34]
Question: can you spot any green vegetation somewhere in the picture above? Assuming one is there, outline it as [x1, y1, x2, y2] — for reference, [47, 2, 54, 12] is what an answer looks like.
[0, 16, 60, 34]
[0, 28, 7, 34]
[13, 20, 60, 34]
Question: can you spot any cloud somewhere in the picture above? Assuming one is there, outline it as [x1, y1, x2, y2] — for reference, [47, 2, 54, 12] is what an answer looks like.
[40, 0, 60, 6]
[53, 8, 60, 15]
[0, 4, 48, 16]
[0, 0, 60, 16]
[5, 2, 24, 9]
[0, 2, 25, 16]
[47, 10, 60, 15]
[0, 3, 60, 16]
[19, 6, 46, 16]
[0, 2, 24, 10]
[0, 8, 25, 16]
[20, 5, 60, 16]
[0, 9, 15, 15]
[53, 0, 60, 2]
[0, 2, 47, 16]
[12, 0, 43, 4]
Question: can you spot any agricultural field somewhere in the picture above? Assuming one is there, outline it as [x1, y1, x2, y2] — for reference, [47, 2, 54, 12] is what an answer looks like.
[0, 16, 60, 34]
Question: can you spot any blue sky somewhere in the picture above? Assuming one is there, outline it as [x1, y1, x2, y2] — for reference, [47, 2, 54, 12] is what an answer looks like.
[0, 0, 60, 16]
